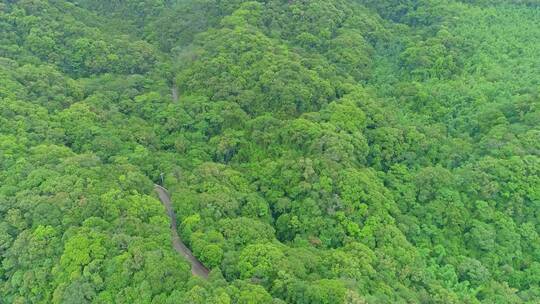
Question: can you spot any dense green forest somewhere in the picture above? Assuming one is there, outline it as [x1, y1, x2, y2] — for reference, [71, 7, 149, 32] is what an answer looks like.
[0, 0, 539, 303]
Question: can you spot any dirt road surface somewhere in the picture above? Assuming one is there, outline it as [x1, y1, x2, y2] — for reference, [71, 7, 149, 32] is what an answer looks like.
[155, 185, 209, 278]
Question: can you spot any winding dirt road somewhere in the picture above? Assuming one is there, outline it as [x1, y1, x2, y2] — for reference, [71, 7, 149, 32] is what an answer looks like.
[155, 185, 209, 278]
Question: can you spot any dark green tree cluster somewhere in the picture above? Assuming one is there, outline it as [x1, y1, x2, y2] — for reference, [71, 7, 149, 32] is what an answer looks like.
[0, 0, 539, 303]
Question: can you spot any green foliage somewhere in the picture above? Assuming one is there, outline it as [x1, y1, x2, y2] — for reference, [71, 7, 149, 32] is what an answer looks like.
[0, 0, 539, 303]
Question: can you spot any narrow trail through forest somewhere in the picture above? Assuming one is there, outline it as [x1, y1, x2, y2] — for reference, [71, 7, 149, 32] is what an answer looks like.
[155, 185, 210, 278]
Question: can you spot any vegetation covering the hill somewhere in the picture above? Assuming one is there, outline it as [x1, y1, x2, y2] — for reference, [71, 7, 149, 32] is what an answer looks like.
[0, 0, 539, 303]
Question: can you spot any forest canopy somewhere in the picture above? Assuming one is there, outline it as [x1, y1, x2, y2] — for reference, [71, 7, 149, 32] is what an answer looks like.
[0, 0, 539, 303]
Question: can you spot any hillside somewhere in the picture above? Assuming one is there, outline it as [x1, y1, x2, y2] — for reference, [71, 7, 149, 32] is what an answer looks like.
[0, 1, 539, 303]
